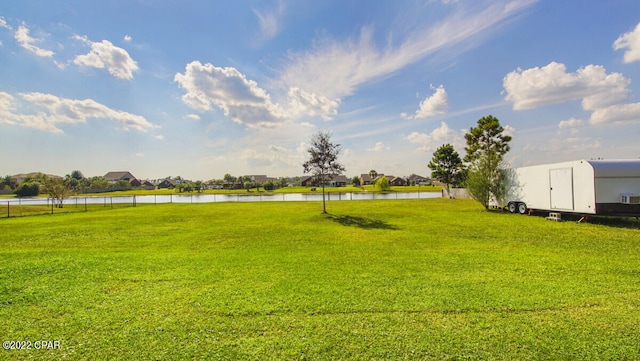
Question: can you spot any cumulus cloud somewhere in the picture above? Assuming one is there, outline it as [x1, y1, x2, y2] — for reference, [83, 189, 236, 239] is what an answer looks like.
[503, 61, 640, 125]
[287, 87, 340, 120]
[558, 117, 583, 128]
[0, 91, 157, 134]
[14, 24, 54, 57]
[613, 22, 640, 63]
[503, 62, 628, 110]
[367, 141, 390, 151]
[73, 35, 139, 80]
[175, 61, 287, 128]
[280, 1, 536, 101]
[502, 124, 516, 138]
[590, 103, 640, 125]
[402, 85, 448, 119]
[406, 121, 463, 152]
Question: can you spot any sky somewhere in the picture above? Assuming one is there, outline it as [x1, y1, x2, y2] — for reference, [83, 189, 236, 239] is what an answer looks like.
[1, 0, 640, 181]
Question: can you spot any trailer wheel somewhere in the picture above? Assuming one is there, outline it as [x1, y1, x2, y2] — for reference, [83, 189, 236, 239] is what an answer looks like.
[518, 202, 528, 215]
[508, 202, 517, 213]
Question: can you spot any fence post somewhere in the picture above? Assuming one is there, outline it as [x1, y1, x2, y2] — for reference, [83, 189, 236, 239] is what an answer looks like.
[133, 195, 137, 207]
[85, 197, 87, 212]
[7, 201, 9, 218]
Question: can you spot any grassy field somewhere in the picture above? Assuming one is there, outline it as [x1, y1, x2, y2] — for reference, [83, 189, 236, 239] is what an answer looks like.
[1, 199, 639, 360]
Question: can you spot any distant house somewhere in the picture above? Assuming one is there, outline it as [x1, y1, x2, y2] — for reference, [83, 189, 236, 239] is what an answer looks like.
[157, 179, 177, 189]
[248, 175, 268, 184]
[142, 180, 155, 188]
[300, 175, 348, 187]
[408, 174, 430, 185]
[104, 171, 136, 182]
[360, 173, 384, 186]
[389, 176, 407, 186]
[12, 172, 62, 184]
[300, 176, 314, 187]
[327, 175, 348, 187]
[129, 178, 142, 187]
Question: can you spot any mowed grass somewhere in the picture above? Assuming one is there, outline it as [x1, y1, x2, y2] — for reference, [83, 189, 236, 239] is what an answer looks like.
[1, 199, 639, 360]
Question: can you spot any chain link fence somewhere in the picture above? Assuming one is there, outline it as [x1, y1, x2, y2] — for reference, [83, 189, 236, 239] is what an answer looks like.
[1, 191, 441, 218]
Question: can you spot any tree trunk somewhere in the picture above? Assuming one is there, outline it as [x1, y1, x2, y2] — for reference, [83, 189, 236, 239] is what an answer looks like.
[322, 181, 327, 213]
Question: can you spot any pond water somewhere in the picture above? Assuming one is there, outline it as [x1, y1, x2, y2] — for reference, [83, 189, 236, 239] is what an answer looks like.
[6, 191, 441, 206]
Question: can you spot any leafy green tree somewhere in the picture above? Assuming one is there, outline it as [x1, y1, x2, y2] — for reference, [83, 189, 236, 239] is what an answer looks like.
[88, 176, 110, 190]
[264, 180, 275, 191]
[464, 115, 512, 209]
[428, 144, 464, 198]
[351, 176, 361, 187]
[44, 177, 73, 208]
[194, 180, 204, 193]
[15, 182, 40, 197]
[303, 131, 346, 214]
[1, 176, 18, 190]
[70, 170, 84, 180]
[375, 176, 390, 191]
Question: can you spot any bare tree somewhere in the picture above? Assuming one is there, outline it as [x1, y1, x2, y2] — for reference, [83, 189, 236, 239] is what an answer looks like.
[303, 131, 346, 214]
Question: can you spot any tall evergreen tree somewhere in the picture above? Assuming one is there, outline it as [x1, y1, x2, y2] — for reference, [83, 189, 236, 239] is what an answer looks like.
[464, 115, 512, 209]
[428, 144, 464, 198]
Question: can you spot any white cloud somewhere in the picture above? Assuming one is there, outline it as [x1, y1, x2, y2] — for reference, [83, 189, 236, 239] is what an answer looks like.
[503, 61, 640, 125]
[280, 1, 536, 101]
[0, 91, 158, 134]
[287, 87, 340, 120]
[502, 124, 516, 138]
[558, 117, 583, 128]
[613, 22, 640, 63]
[185, 114, 201, 121]
[268, 144, 290, 153]
[174, 61, 287, 128]
[0, 17, 11, 30]
[14, 24, 54, 57]
[73, 35, 139, 80]
[155, 135, 165, 140]
[503, 62, 629, 111]
[403, 85, 448, 119]
[590, 102, 640, 125]
[367, 141, 390, 151]
[124, 34, 132, 42]
[136, 152, 145, 157]
[253, 1, 285, 40]
[406, 121, 464, 153]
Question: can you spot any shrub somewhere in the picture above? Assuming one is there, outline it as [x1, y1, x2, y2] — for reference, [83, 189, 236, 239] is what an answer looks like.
[15, 182, 40, 197]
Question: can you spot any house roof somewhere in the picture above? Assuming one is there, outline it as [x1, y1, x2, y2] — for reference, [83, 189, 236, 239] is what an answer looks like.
[104, 171, 136, 181]
[330, 175, 349, 183]
[408, 174, 428, 181]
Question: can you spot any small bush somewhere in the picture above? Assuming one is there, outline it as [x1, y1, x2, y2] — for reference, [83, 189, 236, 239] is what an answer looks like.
[15, 182, 40, 197]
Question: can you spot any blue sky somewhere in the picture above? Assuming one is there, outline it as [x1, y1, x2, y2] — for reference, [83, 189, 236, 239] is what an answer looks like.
[1, 0, 640, 180]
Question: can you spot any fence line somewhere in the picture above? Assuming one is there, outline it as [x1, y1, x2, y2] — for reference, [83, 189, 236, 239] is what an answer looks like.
[2, 191, 441, 218]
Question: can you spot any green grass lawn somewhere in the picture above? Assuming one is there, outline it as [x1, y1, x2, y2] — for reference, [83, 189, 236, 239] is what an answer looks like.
[1, 199, 639, 360]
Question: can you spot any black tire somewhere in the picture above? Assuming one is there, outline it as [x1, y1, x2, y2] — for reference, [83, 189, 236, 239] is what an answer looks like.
[508, 202, 517, 213]
[518, 202, 528, 215]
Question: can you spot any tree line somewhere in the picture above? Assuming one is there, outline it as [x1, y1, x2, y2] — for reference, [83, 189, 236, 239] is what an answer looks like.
[303, 114, 512, 213]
